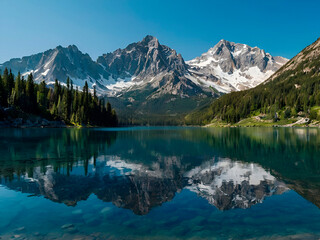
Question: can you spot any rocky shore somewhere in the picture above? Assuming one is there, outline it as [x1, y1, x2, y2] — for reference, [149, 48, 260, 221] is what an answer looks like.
[0, 106, 65, 128]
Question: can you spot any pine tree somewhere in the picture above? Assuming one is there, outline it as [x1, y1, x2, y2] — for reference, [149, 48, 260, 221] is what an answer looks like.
[56, 95, 63, 116]
[13, 72, 22, 106]
[37, 81, 47, 109]
[111, 109, 118, 126]
[73, 87, 79, 121]
[8, 69, 14, 99]
[50, 102, 57, 116]
[53, 79, 60, 104]
[0, 73, 5, 107]
[82, 81, 89, 124]
[1, 68, 9, 106]
[67, 77, 70, 90]
[47, 88, 53, 106]
[93, 85, 98, 104]
[106, 101, 111, 112]
[26, 73, 36, 112]
[62, 88, 69, 120]
[66, 77, 72, 120]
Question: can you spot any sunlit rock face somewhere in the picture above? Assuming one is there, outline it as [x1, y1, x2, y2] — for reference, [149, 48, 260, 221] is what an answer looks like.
[97, 35, 188, 82]
[0, 157, 288, 215]
[184, 159, 288, 210]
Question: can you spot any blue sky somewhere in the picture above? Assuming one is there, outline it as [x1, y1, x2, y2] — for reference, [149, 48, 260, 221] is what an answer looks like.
[0, 0, 319, 63]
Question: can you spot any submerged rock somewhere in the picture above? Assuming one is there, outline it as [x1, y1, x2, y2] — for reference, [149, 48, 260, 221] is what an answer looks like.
[100, 207, 112, 214]
[65, 227, 79, 234]
[14, 227, 26, 233]
[61, 223, 75, 229]
[72, 209, 83, 215]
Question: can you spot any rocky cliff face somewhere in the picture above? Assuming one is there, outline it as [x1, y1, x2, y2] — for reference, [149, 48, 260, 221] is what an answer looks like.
[96, 35, 211, 100]
[97, 35, 188, 81]
[187, 40, 288, 92]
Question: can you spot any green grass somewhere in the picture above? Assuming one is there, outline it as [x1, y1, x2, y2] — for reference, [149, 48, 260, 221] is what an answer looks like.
[206, 117, 298, 128]
[236, 118, 296, 127]
[311, 106, 320, 113]
[204, 118, 230, 127]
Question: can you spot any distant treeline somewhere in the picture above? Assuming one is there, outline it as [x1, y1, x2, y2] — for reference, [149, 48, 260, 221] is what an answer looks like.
[0, 68, 118, 126]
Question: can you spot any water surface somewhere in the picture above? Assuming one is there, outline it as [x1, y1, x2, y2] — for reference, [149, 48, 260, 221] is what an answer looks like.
[0, 127, 320, 239]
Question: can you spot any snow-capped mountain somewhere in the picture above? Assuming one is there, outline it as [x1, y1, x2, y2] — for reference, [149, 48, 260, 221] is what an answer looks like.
[0, 45, 112, 92]
[0, 36, 288, 120]
[97, 35, 188, 83]
[95, 36, 217, 121]
[186, 40, 288, 92]
[0, 36, 287, 97]
[0, 36, 212, 98]
[96, 35, 207, 98]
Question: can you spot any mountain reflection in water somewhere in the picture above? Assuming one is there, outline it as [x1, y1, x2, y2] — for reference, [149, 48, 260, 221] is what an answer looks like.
[1, 127, 319, 214]
[1, 156, 288, 214]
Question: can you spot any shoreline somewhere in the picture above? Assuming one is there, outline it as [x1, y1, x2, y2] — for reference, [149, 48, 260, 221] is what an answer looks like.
[204, 124, 320, 128]
[1, 123, 320, 129]
[203, 116, 320, 128]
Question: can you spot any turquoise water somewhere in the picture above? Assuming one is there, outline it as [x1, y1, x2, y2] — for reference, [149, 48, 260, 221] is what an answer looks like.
[0, 127, 320, 239]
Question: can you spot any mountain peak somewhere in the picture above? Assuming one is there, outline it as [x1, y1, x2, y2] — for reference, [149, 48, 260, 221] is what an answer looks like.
[217, 39, 230, 44]
[141, 35, 159, 48]
[187, 39, 289, 92]
[142, 35, 158, 43]
[96, 34, 188, 82]
[55, 45, 63, 50]
[53, 45, 80, 52]
[215, 39, 233, 48]
[67, 44, 79, 51]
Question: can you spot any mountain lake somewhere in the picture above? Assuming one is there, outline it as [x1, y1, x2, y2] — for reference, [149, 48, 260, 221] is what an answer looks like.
[0, 127, 320, 239]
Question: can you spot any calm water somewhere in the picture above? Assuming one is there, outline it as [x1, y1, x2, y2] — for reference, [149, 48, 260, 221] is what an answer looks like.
[0, 127, 320, 239]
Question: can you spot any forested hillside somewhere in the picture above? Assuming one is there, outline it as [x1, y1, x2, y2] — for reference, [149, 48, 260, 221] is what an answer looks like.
[0, 68, 117, 126]
[186, 38, 320, 125]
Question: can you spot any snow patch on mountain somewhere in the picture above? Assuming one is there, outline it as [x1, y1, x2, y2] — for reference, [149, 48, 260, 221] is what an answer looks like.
[42, 69, 50, 76]
[187, 40, 288, 92]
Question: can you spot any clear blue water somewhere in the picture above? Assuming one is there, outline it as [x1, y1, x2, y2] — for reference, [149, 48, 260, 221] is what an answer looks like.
[0, 127, 320, 239]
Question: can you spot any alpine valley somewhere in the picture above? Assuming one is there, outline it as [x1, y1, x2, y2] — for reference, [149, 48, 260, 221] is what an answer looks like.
[0, 36, 288, 124]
